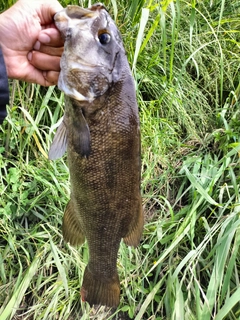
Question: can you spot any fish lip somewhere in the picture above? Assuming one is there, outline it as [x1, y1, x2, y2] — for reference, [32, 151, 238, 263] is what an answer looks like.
[89, 3, 107, 12]
[60, 56, 103, 71]
[54, 5, 99, 23]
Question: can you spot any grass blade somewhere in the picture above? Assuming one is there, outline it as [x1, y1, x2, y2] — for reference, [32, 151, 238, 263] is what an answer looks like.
[50, 239, 69, 298]
[132, 7, 149, 72]
[215, 287, 240, 320]
[0, 255, 40, 320]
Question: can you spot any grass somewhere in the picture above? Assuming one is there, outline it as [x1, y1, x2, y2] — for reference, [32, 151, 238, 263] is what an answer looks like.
[0, 0, 240, 319]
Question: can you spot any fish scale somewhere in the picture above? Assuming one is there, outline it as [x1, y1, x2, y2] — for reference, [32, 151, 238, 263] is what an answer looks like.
[49, 3, 144, 307]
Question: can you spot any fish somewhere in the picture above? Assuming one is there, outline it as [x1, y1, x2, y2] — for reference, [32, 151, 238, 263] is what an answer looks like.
[49, 3, 144, 308]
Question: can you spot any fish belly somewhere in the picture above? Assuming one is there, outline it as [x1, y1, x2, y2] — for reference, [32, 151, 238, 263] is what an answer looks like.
[62, 93, 143, 307]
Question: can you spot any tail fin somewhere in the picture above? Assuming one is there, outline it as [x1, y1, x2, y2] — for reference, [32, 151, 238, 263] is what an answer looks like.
[80, 266, 120, 307]
[62, 199, 85, 246]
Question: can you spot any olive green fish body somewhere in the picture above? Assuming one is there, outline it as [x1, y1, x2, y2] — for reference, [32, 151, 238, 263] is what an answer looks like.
[50, 4, 143, 307]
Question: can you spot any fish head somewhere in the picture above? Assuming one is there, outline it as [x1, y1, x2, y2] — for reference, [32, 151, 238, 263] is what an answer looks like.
[54, 4, 126, 103]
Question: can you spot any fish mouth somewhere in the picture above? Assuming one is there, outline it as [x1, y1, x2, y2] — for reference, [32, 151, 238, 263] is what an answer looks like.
[54, 4, 104, 24]
[65, 3, 106, 16]
[66, 3, 107, 17]
[54, 7, 93, 22]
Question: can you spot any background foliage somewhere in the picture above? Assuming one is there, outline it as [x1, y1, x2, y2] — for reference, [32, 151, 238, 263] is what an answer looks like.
[0, 0, 240, 319]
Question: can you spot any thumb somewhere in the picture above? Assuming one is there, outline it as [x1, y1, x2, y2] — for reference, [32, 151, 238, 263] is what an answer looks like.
[36, 0, 63, 25]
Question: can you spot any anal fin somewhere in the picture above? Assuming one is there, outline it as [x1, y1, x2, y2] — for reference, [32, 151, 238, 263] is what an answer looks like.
[124, 202, 144, 248]
[62, 199, 85, 246]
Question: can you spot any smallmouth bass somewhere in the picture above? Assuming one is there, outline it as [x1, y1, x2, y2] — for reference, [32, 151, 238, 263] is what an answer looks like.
[49, 3, 143, 307]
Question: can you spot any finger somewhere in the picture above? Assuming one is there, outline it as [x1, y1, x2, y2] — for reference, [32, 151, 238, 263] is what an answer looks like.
[33, 42, 63, 56]
[28, 51, 61, 71]
[26, 69, 58, 87]
[43, 70, 60, 86]
[12, 65, 57, 87]
[38, 28, 64, 47]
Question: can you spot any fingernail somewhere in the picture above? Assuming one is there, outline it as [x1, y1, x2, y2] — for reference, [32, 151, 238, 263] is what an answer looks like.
[27, 51, 32, 61]
[38, 33, 51, 44]
[34, 41, 41, 50]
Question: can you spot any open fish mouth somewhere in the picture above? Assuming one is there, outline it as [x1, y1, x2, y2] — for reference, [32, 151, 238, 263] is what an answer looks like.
[54, 7, 95, 22]
[54, 4, 108, 70]
[54, 3, 111, 101]
[54, 4, 106, 24]
[54, 7, 98, 38]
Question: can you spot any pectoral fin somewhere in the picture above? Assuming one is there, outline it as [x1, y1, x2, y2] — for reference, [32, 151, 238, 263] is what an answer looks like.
[71, 108, 91, 157]
[48, 120, 67, 160]
[62, 199, 85, 246]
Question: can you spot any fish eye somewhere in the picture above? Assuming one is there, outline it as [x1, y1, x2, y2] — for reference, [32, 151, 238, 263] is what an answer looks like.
[98, 32, 111, 45]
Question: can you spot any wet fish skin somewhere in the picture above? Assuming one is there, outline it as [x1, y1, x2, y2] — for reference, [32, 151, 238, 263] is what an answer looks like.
[50, 4, 143, 307]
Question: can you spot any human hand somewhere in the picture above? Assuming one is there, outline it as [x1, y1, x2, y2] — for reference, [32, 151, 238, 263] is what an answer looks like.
[0, 0, 64, 86]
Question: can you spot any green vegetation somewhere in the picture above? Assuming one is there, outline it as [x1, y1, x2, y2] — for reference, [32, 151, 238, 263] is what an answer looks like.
[0, 0, 239, 319]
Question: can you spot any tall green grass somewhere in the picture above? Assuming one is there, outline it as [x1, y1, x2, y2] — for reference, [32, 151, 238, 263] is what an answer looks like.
[0, 0, 240, 319]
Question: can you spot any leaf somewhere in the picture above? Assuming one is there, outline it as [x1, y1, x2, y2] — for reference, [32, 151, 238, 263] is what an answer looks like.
[182, 166, 221, 207]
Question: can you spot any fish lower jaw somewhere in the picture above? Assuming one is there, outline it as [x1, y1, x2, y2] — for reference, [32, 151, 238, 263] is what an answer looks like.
[58, 83, 93, 102]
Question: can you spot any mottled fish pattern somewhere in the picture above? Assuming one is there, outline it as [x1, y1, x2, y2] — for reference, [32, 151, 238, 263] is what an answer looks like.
[49, 3, 143, 307]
